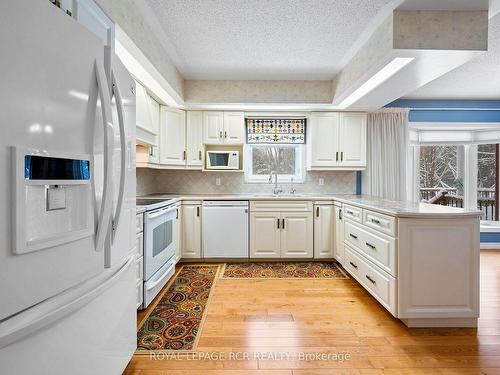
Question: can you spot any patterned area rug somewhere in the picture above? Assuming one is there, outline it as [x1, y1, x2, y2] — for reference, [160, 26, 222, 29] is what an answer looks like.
[137, 265, 218, 351]
[221, 261, 348, 279]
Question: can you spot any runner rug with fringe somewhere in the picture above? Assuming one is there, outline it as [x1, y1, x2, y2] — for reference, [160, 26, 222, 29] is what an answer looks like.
[221, 261, 348, 279]
[136, 265, 218, 351]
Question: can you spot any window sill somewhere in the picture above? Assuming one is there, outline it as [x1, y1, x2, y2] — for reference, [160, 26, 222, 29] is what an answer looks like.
[481, 221, 500, 232]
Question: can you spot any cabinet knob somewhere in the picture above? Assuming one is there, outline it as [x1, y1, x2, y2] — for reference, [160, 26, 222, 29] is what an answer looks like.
[224, 131, 227, 139]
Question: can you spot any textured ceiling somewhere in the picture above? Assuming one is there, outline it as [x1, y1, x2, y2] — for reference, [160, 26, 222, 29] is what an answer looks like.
[142, 0, 394, 80]
[406, 11, 500, 99]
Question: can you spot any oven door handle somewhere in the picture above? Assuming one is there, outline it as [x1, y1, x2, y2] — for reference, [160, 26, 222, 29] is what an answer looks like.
[147, 206, 177, 220]
[146, 263, 174, 291]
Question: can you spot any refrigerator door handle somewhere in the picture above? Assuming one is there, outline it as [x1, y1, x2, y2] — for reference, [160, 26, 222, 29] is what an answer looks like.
[110, 70, 126, 242]
[94, 60, 114, 253]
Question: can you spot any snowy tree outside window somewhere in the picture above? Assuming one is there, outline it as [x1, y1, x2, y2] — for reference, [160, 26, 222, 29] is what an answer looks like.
[245, 144, 304, 183]
[419, 144, 498, 221]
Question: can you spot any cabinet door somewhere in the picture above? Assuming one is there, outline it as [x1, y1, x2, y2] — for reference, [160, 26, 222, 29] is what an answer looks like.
[203, 111, 224, 144]
[147, 94, 160, 135]
[135, 82, 155, 135]
[308, 113, 340, 168]
[313, 205, 334, 258]
[334, 206, 344, 264]
[281, 212, 313, 258]
[339, 113, 366, 168]
[250, 212, 281, 258]
[186, 111, 203, 168]
[160, 108, 186, 166]
[223, 112, 245, 144]
[174, 205, 181, 263]
[181, 205, 202, 258]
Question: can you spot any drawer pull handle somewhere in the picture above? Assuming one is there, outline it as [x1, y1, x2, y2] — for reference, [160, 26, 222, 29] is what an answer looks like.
[277, 218, 280, 229]
[366, 275, 376, 284]
[349, 261, 358, 269]
[371, 218, 380, 224]
[347, 210, 354, 215]
[365, 242, 376, 250]
[349, 233, 358, 239]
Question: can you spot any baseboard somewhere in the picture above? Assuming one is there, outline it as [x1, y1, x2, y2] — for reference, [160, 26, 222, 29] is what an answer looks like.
[401, 318, 478, 328]
[480, 243, 500, 250]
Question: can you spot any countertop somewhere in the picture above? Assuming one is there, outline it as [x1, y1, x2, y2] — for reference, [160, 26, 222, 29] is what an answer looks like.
[137, 193, 481, 218]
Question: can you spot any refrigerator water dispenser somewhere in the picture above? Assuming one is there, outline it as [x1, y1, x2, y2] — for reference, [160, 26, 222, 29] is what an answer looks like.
[12, 147, 94, 254]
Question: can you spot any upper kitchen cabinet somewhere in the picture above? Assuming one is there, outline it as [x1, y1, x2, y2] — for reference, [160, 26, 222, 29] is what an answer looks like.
[307, 113, 340, 168]
[223, 112, 245, 144]
[339, 113, 367, 168]
[159, 107, 186, 167]
[307, 112, 366, 170]
[203, 111, 224, 144]
[203, 111, 245, 145]
[186, 111, 204, 168]
[135, 82, 157, 143]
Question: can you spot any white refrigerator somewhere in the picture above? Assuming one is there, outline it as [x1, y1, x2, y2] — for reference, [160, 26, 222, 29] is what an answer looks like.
[0, 1, 137, 374]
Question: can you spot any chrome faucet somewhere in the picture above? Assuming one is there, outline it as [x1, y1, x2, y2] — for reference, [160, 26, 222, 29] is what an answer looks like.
[269, 171, 283, 195]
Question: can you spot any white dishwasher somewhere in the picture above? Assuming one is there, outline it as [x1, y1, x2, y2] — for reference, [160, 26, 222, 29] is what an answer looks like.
[202, 201, 249, 258]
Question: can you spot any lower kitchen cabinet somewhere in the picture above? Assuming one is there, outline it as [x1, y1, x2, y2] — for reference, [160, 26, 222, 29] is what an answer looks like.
[181, 203, 202, 258]
[250, 201, 313, 258]
[281, 212, 313, 258]
[174, 204, 182, 263]
[250, 212, 281, 258]
[334, 204, 344, 264]
[313, 204, 335, 258]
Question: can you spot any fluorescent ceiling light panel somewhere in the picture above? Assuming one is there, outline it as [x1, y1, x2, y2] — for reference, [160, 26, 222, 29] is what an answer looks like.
[337, 57, 415, 109]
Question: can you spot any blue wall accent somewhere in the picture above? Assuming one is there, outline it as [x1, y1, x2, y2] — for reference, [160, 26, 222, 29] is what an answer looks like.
[386, 99, 500, 123]
[480, 232, 500, 243]
[355, 171, 362, 195]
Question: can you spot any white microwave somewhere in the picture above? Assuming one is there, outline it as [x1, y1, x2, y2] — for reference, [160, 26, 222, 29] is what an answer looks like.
[206, 150, 239, 169]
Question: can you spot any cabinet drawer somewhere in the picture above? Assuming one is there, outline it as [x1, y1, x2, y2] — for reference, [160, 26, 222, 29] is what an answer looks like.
[136, 282, 143, 310]
[136, 232, 144, 258]
[343, 204, 362, 222]
[363, 210, 396, 236]
[344, 245, 397, 316]
[136, 256, 144, 284]
[344, 221, 396, 276]
[251, 201, 312, 212]
[136, 213, 144, 234]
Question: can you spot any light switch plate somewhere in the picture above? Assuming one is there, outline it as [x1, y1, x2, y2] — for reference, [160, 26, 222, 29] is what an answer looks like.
[215, 177, 221, 186]
[46, 185, 66, 211]
[318, 178, 325, 186]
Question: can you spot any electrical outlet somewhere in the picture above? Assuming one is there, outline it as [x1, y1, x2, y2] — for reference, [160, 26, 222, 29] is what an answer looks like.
[318, 178, 325, 186]
[215, 177, 221, 186]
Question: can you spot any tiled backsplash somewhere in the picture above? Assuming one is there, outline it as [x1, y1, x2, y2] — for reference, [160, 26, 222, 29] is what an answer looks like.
[137, 168, 356, 196]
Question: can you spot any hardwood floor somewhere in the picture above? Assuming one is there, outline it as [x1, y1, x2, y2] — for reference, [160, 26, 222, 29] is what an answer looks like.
[124, 252, 500, 375]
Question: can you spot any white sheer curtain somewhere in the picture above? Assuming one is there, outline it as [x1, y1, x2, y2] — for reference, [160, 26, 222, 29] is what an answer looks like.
[362, 109, 410, 201]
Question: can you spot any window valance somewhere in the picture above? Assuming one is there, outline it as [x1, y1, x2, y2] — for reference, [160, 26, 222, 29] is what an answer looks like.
[246, 118, 306, 144]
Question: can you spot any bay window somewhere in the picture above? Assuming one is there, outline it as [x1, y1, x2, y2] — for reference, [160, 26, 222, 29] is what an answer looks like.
[411, 126, 500, 222]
